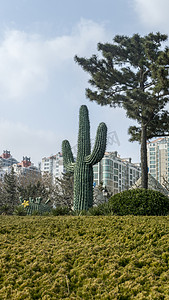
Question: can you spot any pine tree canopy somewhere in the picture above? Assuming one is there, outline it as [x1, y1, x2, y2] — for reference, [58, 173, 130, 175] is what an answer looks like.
[75, 32, 169, 142]
[75, 32, 169, 189]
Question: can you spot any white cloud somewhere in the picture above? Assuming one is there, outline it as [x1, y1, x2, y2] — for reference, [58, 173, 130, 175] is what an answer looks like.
[0, 19, 109, 102]
[133, 0, 169, 30]
[0, 119, 62, 165]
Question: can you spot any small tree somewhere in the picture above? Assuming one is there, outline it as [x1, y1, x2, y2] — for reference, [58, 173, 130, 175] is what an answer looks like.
[18, 172, 52, 203]
[3, 167, 18, 214]
[53, 172, 74, 210]
[75, 33, 169, 188]
[162, 176, 169, 192]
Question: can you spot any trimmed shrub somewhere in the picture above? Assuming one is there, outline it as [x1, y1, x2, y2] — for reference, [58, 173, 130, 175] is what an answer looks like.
[108, 188, 169, 216]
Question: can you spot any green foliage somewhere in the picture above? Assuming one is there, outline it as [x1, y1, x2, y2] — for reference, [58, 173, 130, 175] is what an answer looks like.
[62, 105, 107, 211]
[3, 167, 18, 214]
[75, 33, 169, 189]
[51, 206, 70, 216]
[108, 188, 169, 216]
[0, 204, 10, 215]
[88, 203, 111, 216]
[13, 205, 27, 216]
[18, 180, 49, 201]
[1, 168, 74, 214]
[0, 216, 169, 298]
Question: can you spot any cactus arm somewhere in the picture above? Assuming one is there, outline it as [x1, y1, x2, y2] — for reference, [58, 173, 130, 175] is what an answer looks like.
[62, 140, 75, 173]
[85, 122, 107, 166]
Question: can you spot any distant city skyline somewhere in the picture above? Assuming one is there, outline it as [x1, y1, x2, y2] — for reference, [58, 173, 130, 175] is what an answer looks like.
[0, 0, 169, 166]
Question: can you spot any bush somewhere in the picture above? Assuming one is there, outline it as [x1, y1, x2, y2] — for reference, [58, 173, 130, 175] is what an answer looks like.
[13, 205, 27, 216]
[51, 206, 70, 216]
[0, 204, 10, 215]
[108, 188, 169, 216]
[88, 203, 111, 216]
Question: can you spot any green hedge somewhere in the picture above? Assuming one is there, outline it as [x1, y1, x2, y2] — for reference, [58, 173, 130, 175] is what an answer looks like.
[108, 188, 169, 216]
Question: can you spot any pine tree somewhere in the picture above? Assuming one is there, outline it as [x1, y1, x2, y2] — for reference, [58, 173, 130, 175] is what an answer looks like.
[75, 33, 169, 188]
[3, 167, 18, 213]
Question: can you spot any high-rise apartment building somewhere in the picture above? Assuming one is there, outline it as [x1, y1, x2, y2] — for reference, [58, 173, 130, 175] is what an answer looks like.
[93, 151, 141, 194]
[147, 137, 169, 185]
[41, 152, 64, 180]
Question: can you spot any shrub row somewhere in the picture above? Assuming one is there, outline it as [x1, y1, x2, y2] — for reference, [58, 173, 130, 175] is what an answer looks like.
[80, 188, 169, 216]
[12, 188, 169, 216]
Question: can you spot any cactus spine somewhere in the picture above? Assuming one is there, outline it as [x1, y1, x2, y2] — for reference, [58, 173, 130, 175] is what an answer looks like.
[62, 105, 107, 211]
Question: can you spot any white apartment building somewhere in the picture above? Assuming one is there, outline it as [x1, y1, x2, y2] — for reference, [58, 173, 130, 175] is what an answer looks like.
[0, 150, 18, 180]
[12, 164, 40, 177]
[147, 137, 169, 185]
[41, 152, 64, 180]
[0, 150, 18, 167]
[0, 151, 40, 180]
[93, 151, 141, 195]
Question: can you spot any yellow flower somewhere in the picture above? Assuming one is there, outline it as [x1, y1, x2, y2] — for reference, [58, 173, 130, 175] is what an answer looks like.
[22, 200, 29, 208]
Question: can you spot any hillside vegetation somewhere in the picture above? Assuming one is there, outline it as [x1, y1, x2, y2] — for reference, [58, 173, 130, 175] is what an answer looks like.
[0, 216, 169, 299]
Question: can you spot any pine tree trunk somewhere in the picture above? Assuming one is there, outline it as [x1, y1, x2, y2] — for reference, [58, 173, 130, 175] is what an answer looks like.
[141, 123, 148, 189]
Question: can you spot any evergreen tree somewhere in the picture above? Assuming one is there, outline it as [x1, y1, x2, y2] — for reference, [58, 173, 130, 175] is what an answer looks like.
[3, 167, 18, 213]
[75, 33, 169, 188]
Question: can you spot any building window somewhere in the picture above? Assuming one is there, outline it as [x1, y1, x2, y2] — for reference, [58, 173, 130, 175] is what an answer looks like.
[103, 165, 112, 172]
[114, 169, 118, 175]
[94, 173, 98, 179]
[114, 176, 118, 182]
[93, 166, 98, 172]
[114, 182, 118, 188]
[104, 159, 110, 165]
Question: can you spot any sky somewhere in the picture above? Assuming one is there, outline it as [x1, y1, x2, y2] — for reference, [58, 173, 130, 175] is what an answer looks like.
[0, 0, 169, 166]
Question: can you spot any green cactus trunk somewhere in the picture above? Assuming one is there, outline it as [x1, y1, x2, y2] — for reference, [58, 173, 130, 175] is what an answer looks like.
[74, 163, 93, 210]
[62, 105, 107, 211]
[74, 106, 93, 210]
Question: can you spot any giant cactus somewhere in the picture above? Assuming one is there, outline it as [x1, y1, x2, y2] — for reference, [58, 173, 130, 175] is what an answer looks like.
[62, 105, 107, 211]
